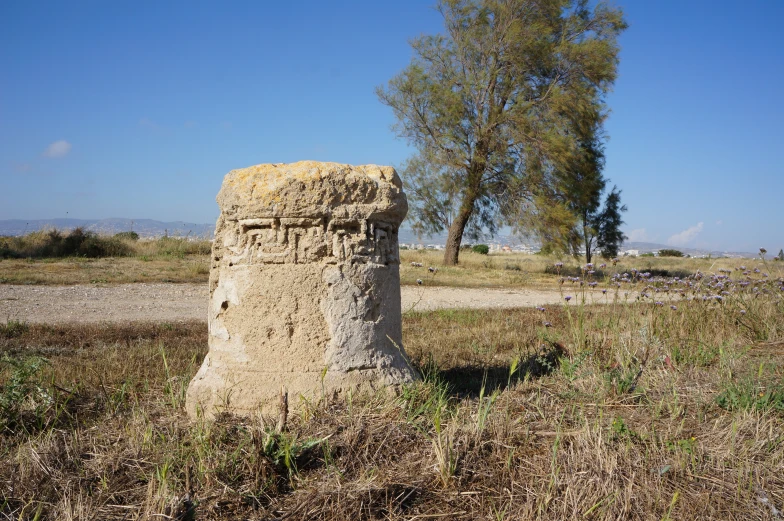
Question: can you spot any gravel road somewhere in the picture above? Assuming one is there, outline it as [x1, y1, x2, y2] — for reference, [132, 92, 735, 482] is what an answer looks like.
[0, 283, 596, 324]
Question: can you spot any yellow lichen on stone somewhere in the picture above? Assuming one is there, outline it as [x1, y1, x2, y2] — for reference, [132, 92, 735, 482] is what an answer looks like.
[216, 161, 407, 221]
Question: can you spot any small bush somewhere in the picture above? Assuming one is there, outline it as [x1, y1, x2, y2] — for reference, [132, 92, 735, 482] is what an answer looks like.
[0, 320, 29, 339]
[114, 231, 140, 241]
[472, 244, 490, 255]
[658, 249, 684, 257]
[544, 264, 606, 278]
[0, 354, 51, 434]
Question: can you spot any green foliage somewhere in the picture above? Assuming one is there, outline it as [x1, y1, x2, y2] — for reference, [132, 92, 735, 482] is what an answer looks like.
[670, 342, 720, 367]
[378, 0, 627, 264]
[0, 319, 29, 339]
[605, 363, 643, 395]
[533, 131, 607, 262]
[259, 430, 326, 478]
[666, 437, 696, 455]
[640, 252, 655, 257]
[0, 228, 130, 258]
[658, 249, 684, 257]
[596, 186, 627, 260]
[0, 354, 51, 433]
[776, 249, 784, 261]
[610, 416, 636, 441]
[114, 230, 140, 241]
[525, 142, 627, 264]
[716, 378, 784, 412]
[472, 244, 490, 255]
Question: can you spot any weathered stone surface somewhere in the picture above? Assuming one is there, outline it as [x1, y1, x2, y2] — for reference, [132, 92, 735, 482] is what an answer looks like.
[186, 161, 417, 418]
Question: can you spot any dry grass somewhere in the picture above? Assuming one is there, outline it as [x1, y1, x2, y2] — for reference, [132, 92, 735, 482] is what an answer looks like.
[2, 268, 783, 519]
[0, 256, 210, 285]
[400, 250, 763, 289]
[0, 233, 212, 284]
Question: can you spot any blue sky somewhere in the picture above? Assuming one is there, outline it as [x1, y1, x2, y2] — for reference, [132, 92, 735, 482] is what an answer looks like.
[1, 1, 782, 252]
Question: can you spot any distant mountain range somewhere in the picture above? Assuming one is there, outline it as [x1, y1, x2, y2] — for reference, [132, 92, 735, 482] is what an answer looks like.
[0, 218, 214, 238]
[0, 219, 760, 258]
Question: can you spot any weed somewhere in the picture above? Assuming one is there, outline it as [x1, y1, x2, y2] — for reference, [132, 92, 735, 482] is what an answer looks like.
[716, 378, 784, 412]
[0, 354, 51, 434]
[0, 320, 28, 339]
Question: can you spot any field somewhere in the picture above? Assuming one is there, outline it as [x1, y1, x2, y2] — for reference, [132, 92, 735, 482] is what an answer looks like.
[0, 229, 753, 288]
[0, 232, 211, 285]
[1, 236, 784, 519]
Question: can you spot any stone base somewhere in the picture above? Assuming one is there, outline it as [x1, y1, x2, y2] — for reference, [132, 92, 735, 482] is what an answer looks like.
[186, 367, 413, 418]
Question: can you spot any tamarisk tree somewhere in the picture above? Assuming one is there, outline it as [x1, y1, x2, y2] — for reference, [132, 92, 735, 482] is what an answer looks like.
[378, 0, 626, 264]
[527, 131, 627, 263]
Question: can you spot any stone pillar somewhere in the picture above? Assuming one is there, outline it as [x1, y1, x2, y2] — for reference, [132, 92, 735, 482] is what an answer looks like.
[186, 161, 418, 418]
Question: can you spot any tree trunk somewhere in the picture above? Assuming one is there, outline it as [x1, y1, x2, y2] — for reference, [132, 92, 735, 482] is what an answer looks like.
[443, 151, 485, 265]
[443, 208, 472, 265]
[582, 213, 592, 264]
[585, 230, 592, 264]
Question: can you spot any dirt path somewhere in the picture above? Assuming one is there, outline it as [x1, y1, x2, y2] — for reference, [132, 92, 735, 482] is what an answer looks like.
[0, 283, 618, 324]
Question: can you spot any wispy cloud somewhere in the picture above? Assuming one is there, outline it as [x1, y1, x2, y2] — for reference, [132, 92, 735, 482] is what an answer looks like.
[139, 117, 161, 130]
[11, 162, 32, 173]
[43, 140, 72, 158]
[716, 220, 723, 226]
[668, 222, 704, 247]
[626, 228, 650, 242]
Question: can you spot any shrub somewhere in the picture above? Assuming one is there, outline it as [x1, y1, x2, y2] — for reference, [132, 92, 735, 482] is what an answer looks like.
[114, 231, 140, 241]
[0, 228, 130, 258]
[0, 320, 29, 339]
[658, 249, 684, 257]
[471, 244, 489, 255]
